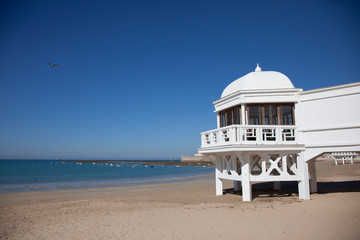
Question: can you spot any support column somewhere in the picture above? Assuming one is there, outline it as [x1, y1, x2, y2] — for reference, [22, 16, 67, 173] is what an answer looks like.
[297, 152, 310, 200]
[216, 177, 223, 196]
[240, 153, 252, 201]
[215, 156, 223, 196]
[233, 154, 241, 191]
[309, 159, 317, 193]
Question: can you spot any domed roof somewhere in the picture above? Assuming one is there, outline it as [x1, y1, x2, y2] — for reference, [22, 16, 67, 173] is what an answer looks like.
[221, 64, 295, 98]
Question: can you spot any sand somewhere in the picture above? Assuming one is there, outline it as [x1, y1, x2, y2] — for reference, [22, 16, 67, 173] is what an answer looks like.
[1, 160, 360, 240]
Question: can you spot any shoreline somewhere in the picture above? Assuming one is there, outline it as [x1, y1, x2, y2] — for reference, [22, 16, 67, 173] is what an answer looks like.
[0, 160, 215, 194]
[0, 173, 215, 194]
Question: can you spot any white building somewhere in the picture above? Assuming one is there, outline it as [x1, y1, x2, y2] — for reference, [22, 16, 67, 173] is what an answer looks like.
[198, 64, 360, 201]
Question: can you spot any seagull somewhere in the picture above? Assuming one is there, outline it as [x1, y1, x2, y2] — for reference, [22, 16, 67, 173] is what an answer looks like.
[47, 62, 59, 67]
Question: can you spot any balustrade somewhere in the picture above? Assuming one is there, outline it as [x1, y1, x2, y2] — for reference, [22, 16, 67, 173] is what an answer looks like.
[201, 125, 297, 147]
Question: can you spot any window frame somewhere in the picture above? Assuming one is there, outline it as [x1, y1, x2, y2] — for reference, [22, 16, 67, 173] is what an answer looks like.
[219, 105, 242, 127]
[246, 103, 295, 125]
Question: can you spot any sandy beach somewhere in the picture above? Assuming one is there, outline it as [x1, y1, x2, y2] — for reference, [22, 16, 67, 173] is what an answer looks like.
[1, 160, 359, 240]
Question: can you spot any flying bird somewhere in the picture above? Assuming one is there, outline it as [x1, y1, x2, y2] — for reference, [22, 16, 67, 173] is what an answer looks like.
[47, 62, 59, 67]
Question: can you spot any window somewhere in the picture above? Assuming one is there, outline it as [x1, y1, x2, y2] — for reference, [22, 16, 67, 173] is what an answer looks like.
[233, 108, 240, 125]
[264, 105, 278, 125]
[219, 103, 295, 126]
[248, 105, 261, 125]
[247, 103, 294, 125]
[281, 104, 294, 125]
[219, 105, 241, 127]
[220, 112, 226, 128]
[226, 109, 233, 126]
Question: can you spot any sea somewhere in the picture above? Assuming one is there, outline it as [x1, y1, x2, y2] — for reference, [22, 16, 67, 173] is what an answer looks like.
[0, 159, 215, 193]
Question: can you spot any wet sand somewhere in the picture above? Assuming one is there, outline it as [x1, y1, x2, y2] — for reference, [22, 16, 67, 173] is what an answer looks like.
[1, 160, 359, 240]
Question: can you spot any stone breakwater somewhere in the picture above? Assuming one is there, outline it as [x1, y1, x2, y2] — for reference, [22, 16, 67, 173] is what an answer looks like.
[63, 160, 214, 167]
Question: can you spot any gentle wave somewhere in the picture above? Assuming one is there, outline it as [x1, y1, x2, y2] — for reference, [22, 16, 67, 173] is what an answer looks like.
[0, 160, 215, 193]
[0, 174, 214, 193]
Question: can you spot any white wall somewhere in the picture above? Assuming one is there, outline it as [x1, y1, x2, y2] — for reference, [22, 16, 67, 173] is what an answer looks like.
[299, 82, 360, 160]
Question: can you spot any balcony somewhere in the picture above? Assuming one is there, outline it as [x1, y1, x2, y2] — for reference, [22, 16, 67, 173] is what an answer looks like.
[201, 125, 299, 148]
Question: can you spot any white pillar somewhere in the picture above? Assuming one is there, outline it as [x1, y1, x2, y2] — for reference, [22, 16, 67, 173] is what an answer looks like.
[241, 104, 246, 125]
[241, 153, 252, 201]
[273, 181, 281, 190]
[233, 154, 241, 191]
[309, 159, 317, 193]
[216, 114, 220, 128]
[297, 152, 310, 200]
[215, 156, 223, 196]
[216, 177, 223, 196]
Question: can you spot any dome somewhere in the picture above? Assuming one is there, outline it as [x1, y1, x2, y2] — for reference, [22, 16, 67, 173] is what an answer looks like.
[221, 65, 295, 98]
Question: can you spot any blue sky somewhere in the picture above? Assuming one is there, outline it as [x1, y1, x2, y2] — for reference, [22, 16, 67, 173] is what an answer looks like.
[1, 0, 359, 160]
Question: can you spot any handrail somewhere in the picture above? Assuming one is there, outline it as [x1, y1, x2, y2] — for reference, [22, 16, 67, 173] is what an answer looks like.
[201, 125, 298, 147]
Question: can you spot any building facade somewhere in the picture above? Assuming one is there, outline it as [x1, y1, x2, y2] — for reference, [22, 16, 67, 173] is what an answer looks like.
[198, 64, 360, 201]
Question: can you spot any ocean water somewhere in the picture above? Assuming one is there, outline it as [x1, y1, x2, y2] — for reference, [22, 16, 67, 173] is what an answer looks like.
[0, 160, 214, 193]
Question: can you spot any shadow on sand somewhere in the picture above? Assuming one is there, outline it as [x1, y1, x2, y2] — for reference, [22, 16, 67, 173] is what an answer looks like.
[223, 180, 360, 200]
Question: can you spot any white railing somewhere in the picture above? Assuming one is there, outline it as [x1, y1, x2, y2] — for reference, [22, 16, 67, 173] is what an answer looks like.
[201, 125, 298, 147]
[332, 152, 359, 165]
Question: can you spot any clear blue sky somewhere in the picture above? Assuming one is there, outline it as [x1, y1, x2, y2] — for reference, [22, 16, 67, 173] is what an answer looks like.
[1, 0, 359, 160]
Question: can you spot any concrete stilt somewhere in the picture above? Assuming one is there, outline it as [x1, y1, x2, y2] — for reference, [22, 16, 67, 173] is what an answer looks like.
[297, 153, 310, 200]
[241, 154, 252, 201]
[216, 177, 223, 196]
[309, 159, 318, 193]
[215, 156, 223, 196]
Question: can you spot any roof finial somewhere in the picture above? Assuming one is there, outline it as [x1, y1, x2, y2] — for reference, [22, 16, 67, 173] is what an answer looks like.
[255, 63, 262, 72]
